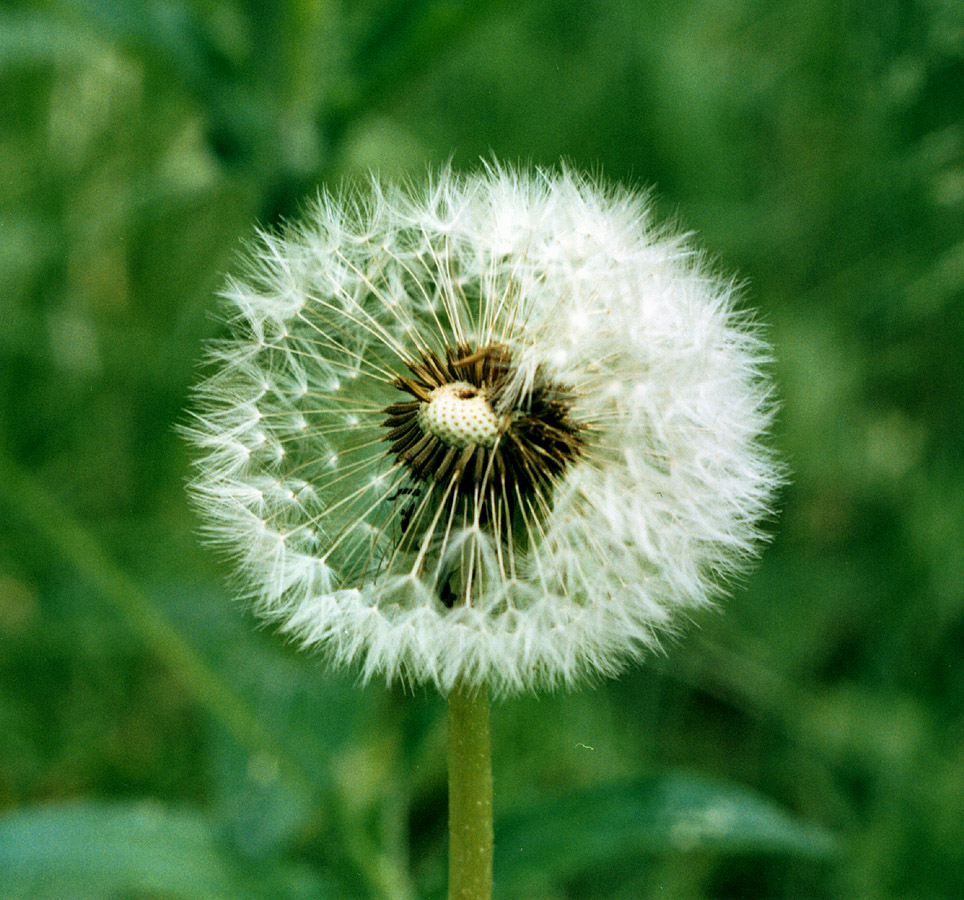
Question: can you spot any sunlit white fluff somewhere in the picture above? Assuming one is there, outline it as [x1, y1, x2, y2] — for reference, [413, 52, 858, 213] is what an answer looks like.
[184, 164, 780, 695]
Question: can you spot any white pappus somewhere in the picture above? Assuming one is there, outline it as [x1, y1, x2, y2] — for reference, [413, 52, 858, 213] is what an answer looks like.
[183, 163, 782, 696]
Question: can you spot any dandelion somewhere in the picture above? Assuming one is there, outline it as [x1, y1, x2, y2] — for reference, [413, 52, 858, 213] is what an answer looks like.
[184, 163, 780, 899]
[186, 163, 778, 694]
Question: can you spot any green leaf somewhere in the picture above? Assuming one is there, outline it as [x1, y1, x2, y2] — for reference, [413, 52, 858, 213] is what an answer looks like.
[155, 585, 372, 858]
[60, 0, 223, 87]
[0, 14, 105, 67]
[58, 0, 263, 166]
[208, 733, 315, 861]
[159, 584, 369, 790]
[0, 801, 340, 900]
[495, 772, 838, 894]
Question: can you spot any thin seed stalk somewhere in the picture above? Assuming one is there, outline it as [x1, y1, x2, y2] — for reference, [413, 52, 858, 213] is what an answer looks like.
[447, 680, 493, 900]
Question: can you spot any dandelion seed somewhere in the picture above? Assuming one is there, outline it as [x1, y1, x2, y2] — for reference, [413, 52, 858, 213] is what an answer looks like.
[184, 163, 781, 696]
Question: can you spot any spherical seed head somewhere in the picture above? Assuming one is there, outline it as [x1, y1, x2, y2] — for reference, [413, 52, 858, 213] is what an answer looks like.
[418, 383, 501, 449]
[183, 163, 783, 696]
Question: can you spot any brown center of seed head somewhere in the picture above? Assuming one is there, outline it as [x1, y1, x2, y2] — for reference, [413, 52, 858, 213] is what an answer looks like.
[382, 343, 586, 515]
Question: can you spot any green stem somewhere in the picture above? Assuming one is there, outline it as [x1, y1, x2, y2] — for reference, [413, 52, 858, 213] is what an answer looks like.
[447, 681, 493, 900]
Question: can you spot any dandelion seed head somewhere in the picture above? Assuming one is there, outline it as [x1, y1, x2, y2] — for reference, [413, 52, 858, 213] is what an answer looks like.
[183, 163, 782, 695]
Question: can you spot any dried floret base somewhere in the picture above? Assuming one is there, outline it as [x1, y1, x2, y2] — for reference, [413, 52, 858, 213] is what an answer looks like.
[447, 681, 493, 900]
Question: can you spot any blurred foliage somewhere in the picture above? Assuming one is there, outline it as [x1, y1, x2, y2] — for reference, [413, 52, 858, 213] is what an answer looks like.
[1, 0, 962, 897]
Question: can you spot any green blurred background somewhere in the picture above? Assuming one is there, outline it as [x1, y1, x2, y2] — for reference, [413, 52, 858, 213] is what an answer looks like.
[1, 1, 962, 897]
